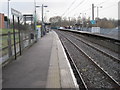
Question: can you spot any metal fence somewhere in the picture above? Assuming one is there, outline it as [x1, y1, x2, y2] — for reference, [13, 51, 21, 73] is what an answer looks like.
[0, 30, 36, 64]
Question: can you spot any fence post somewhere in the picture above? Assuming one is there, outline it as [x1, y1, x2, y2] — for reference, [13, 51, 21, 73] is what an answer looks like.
[21, 31, 24, 51]
[17, 17, 22, 55]
[7, 31, 12, 57]
[29, 31, 31, 46]
[13, 15, 17, 60]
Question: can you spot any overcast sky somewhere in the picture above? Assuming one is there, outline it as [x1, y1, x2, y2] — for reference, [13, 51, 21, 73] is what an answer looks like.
[0, 0, 119, 21]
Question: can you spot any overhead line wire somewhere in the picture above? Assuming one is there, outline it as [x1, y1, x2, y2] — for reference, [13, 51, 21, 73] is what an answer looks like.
[64, 0, 85, 17]
[73, 0, 110, 17]
[61, 0, 77, 16]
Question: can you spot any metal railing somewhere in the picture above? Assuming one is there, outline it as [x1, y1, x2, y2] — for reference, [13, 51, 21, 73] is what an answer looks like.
[1, 30, 36, 64]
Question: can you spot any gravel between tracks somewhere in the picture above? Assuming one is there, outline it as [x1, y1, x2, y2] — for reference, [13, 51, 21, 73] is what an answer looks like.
[66, 31, 119, 58]
[62, 31, 120, 84]
[55, 30, 117, 88]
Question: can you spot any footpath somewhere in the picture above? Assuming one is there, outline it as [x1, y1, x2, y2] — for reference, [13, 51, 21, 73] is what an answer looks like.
[2, 30, 78, 89]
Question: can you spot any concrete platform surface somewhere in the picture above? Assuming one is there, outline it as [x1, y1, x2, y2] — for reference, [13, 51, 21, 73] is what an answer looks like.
[2, 30, 78, 89]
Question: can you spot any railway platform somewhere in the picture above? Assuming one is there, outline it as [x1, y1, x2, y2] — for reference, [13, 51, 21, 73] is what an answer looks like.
[2, 31, 78, 88]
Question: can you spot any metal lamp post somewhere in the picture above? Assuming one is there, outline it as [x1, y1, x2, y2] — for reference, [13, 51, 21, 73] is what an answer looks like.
[34, 0, 37, 42]
[34, 0, 41, 42]
[94, 6, 102, 19]
[41, 4, 48, 37]
[80, 13, 86, 31]
[35, 6, 40, 41]
[8, 0, 10, 29]
[34, 0, 48, 38]
[94, 6, 102, 27]
[97, 6, 102, 19]
[44, 10, 49, 22]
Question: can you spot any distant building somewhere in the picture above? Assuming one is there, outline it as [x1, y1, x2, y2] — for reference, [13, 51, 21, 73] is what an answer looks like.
[0, 13, 5, 29]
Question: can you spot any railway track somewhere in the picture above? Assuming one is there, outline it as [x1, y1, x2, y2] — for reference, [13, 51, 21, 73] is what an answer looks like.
[55, 30, 120, 88]
[56, 30, 120, 84]
[71, 31, 120, 54]
[62, 31, 120, 63]
[61, 38, 88, 90]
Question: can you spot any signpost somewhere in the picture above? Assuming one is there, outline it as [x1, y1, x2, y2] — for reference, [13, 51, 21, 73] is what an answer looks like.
[90, 20, 96, 24]
[11, 8, 22, 59]
[23, 14, 33, 25]
[36, 25, 41, 38]
[23, 17, 33, 22]
[11, 8, 22, 19]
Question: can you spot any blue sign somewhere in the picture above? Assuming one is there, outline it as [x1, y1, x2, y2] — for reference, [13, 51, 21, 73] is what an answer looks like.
[90, 20, 96, 24]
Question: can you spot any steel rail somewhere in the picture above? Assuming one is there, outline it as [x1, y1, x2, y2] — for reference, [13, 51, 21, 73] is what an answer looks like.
[63, 32, 120, 63]
[57, 31, 120, 88]
[60, 38, 88, 90]
[58, 29, 120, 43]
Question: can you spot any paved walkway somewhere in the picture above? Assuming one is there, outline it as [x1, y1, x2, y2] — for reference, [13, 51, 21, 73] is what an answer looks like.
[2, 31, 78, 89]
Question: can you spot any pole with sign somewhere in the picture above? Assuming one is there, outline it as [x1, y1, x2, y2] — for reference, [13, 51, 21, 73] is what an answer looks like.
[11, 8, 22, 59]
[90, 20, 96, 25]
[36, 25, 41, 38]
[12, 15, 17, 59]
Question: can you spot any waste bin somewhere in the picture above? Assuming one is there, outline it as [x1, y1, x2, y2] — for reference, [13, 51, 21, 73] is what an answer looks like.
[30, 33, 34, 39]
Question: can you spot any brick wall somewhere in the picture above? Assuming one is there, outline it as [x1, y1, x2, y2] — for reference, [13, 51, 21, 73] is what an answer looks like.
[0, 13, 5, 29]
